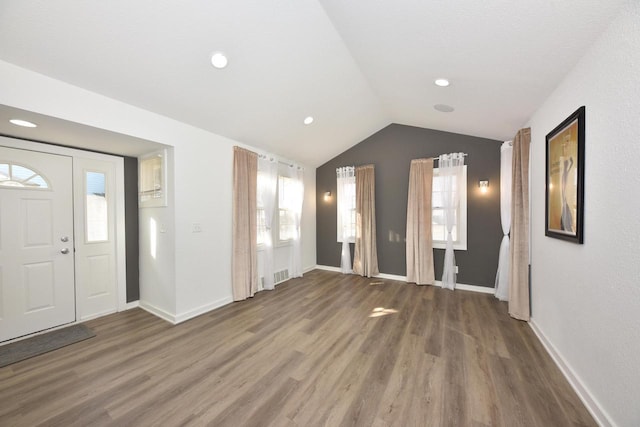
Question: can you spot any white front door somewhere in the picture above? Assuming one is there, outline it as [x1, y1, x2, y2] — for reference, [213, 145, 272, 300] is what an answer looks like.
[0, 147, 75, 342]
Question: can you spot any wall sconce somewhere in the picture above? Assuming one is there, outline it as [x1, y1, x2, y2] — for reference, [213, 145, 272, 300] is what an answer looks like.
[479, 180, 489, 194]
[324, 191, 332, 201]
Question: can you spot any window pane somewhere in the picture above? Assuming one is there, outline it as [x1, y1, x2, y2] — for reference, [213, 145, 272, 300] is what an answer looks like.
[86, 172, 108, 242]
[257, 208, 267, 245]
[11, 164, 36, 181]
[26, 175, 47, 187]
[337, 178, 356, 241]
[0, 164, 8, 180]
[279, 176, 293, 208]
[432, 209, 445, 226]
[432, 166, 466, 248]
[0, 163, 49, 189]
[432, 225, 446, 241]
[279, 208, 296, 241]
[432, 192, 443, 207]
[432, 175, 443, 191]
[140, 155, 163, 201]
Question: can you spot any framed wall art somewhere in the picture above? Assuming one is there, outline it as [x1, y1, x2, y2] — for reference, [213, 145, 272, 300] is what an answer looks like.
[545, 106, 585, 243]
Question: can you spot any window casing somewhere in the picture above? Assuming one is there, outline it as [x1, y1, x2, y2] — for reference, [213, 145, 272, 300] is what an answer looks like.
[432, 165, 467, 250]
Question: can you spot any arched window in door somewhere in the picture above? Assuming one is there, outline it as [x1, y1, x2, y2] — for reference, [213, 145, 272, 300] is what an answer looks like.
[0, 162, 50, 189]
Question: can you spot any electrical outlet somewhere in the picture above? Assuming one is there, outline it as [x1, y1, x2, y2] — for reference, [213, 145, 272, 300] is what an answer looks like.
[192, 223, 202, 233]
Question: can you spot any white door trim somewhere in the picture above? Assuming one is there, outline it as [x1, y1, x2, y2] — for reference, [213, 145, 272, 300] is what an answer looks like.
[0, 136, 128, 315]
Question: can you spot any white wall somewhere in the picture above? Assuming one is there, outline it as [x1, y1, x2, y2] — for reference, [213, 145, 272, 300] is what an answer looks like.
[139, 147, 177, 318]
[526, 3, 640, 426]
[0, 60, 317, 324]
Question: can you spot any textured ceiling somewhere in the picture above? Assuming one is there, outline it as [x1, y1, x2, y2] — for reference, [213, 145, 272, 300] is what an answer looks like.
[0, 0, 629, 166]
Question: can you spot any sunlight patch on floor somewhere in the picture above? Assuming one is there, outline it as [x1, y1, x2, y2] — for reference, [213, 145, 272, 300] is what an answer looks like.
[369, 307, 398, 318]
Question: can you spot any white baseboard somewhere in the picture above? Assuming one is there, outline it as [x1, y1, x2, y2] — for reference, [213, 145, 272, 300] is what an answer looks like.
[376, 272, 406, 281]
[124, 300, 140, 310]
[442, 282, 495, 294]
[529, 319, 614, 427]
[303, 265, 316, 274]
[139, 301, 178, 324]
[174, 296, 233, 324]
[315, 265, 495, 295]
[140, 296, 234, 325]
[315, 264, 342, 273]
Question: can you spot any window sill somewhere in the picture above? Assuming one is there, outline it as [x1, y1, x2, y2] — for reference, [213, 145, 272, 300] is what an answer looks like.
[336, 239, 355, 244]
[433, 242, 467, 251]
[275, 240, 293, 248]
[257, 241, 292, 251]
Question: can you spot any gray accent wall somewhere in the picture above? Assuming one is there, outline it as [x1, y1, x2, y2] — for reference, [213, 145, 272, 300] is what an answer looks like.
[124, 156, 140, 302]
[316, 123, 502, 288]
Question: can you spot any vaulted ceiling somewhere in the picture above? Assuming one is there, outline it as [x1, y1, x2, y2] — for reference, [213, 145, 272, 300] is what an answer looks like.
[0, 0, 629, 166]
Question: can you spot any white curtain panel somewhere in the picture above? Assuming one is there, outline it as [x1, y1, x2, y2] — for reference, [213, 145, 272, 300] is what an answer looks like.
[495, 142, 512, 301]
[336, 166, 355, 274]
[258, 156, 278, 290]
[288, 165, 304, 278]
[439, 152, 465, 290]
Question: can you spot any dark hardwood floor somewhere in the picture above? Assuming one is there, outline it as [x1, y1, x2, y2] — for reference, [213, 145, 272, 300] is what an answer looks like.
[0, 269, 595, 426]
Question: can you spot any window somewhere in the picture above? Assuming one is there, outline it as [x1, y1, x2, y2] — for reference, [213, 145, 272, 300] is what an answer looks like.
[278, 175, 296, 242]
[336, 166, 356, 243]
[85, 171, 108, 242]
[432, 165, 467, 250]
[256, 172, 268, 246]
[139, 149, 167, 207]
[336, 178, 356, 243]
[256, 173, 299, 246]
[0, 162, 49, 189]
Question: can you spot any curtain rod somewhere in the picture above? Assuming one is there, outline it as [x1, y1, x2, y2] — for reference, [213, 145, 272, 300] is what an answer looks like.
[433, 153, 468, 161]
[257, 153, 303, 170]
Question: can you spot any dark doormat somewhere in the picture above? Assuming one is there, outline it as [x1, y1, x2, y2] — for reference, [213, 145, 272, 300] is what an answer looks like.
[0, 324, 95, 368]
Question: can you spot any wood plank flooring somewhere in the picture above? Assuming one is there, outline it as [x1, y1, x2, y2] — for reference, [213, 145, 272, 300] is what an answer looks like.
[0, 270, 596, 426]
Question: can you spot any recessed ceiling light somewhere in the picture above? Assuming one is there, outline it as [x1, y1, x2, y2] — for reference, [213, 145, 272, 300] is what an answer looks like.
[303, 116, 314, 125]
[9, 119, 37, 128]
[210, 52, 228, 69]
[434, 78, 450, 87]
[434, 104, 455, 113]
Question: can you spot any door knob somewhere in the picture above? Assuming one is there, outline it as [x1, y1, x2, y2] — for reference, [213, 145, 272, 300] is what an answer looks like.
[61, 248, 70, 254]
[61, 236, 69, 242]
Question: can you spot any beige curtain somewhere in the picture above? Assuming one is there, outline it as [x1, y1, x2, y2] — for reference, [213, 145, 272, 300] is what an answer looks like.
[406, 158, 435, 285]
[232, 146, 258, 301]
[509, 128, 531, 320]
[353, 164, 379, 277]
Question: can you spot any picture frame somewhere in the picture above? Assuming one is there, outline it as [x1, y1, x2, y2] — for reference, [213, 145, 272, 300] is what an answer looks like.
[545, 106, 585, 243]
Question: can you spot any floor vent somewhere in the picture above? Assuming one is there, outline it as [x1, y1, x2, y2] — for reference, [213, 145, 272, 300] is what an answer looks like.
[260, 270, 290, 289]
[274, 269, 289, 284]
